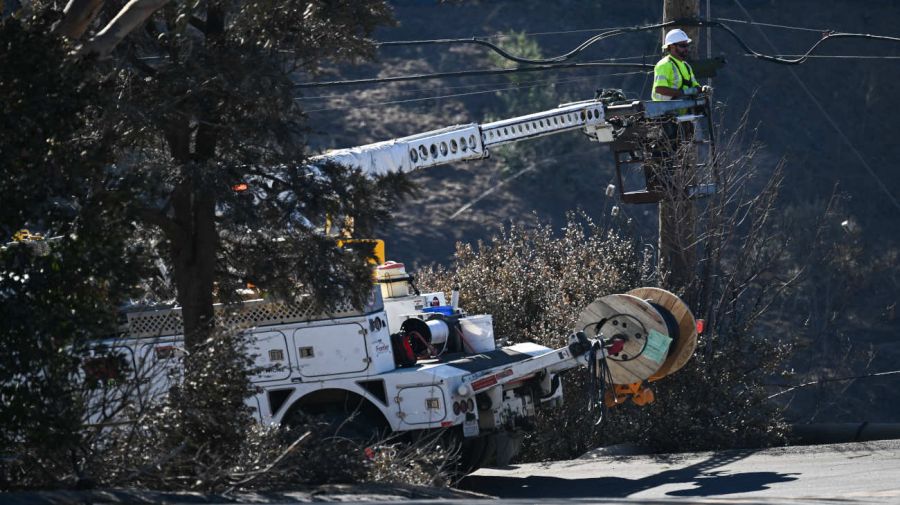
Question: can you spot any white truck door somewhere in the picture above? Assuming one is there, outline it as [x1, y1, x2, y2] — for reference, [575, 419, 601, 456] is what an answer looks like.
[247, 330, 292, 383]
[293, 323, 370, 377]
[396, 385, 447, 426]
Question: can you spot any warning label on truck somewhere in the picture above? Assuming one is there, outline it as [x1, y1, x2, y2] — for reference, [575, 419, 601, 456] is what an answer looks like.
[644, 329, 672, 364]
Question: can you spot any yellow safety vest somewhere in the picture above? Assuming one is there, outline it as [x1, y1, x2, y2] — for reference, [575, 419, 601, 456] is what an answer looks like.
[652, 55, 699, 101]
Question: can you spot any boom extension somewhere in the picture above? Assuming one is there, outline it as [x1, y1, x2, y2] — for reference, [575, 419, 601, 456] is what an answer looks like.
[313, 94, 712, 197]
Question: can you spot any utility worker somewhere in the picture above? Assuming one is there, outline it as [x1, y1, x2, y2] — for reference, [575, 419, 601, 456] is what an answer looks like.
[646, 29, 707, 195]
[653, 29, 702, 101]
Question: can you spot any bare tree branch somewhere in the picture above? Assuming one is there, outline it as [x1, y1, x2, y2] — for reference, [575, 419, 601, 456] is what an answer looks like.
[225, 431, 312, 489]
[81, 0, 171, 59]
[53, 0, 105, 38]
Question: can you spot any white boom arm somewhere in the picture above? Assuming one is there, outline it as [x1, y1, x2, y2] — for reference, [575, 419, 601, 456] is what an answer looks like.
[313, 96, 706, 176]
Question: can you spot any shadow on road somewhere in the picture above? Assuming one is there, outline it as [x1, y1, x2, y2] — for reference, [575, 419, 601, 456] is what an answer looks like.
[459, 449, 799, 499]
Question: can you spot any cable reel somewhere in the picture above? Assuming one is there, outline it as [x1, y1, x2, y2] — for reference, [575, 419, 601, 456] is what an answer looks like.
[574, 288, 697, 384]
[627, 287, 698, 381]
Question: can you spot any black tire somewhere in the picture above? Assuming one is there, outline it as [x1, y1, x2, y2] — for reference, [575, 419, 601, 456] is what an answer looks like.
[476, 434, 497, 468]
[283, 396, 389, 444]
[453, 431, 496, 474]
[280, 401, 386, 484]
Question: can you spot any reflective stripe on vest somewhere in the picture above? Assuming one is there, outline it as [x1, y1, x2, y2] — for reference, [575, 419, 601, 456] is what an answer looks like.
[671, 59, 695, 90]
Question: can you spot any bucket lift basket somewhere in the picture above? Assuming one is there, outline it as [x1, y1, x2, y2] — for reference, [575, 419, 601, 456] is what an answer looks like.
[608, 96, 717, 205]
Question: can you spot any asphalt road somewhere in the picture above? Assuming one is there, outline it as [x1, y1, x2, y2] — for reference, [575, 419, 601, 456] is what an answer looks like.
[6, 441, 897, 504]
[458, 440, 900, 503]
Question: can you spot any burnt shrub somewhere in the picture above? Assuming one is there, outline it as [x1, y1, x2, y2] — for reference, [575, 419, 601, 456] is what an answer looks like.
[419, 207, 792, 461]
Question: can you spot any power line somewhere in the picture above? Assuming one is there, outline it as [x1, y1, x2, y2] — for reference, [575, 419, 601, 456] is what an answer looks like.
[482, 26, 633, 40]
[376, 21, 670, 65]
[295, 18, 900, 89]
[764, 54, 900, 60]
[300, 81, 550, 113]
[379, 18, 900, 66]
[381, 18, 833, 44]
[297, 78, 523, 101]
[394, 25, 637, 43]
[449, 147, 608, 220]
[293, 61, 654, 89]
[294, 56, 656, 101]
[710, 21, 900, 65]
[299, 71, 648, 113]
[715, 16, 830, 34]
[768, 370, 900, 399]
[732, 0, 900, 214]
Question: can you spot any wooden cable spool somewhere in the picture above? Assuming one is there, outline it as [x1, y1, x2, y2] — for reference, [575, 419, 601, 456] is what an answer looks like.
[575, 293, 671, 384]
[627, 287, 698, 381]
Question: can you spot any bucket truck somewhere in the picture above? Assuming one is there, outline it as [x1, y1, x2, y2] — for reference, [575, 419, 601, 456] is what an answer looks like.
[87, 91, 710, 471]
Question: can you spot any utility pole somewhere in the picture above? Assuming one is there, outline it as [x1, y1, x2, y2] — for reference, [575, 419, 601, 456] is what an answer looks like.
[659, 0, 700, 298]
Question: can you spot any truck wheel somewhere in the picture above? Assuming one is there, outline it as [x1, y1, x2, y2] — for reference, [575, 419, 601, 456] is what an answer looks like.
[281, 403, 385, 484]
[458, 437, 485, 473]
[283, 398, 388, 443]
[494, 431, 523, 466]
[456, 432, 497, 474]
[465, 434, 497, 470]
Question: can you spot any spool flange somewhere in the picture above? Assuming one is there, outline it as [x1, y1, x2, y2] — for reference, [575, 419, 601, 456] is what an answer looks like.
[574, 293, 672, 384]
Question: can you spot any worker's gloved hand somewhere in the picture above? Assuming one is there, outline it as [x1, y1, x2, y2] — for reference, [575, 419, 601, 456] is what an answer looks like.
[701, 85, 713, 94]
[681, 87, 700, 97]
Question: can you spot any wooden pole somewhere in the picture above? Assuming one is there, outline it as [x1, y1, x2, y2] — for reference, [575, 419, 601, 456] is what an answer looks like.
[659, 0, 700, 298]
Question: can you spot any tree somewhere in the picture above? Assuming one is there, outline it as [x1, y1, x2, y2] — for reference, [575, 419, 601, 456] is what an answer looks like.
[2, 0, 409, 488]
[20, 0, 407, 349]
[0, 13, 148, 486]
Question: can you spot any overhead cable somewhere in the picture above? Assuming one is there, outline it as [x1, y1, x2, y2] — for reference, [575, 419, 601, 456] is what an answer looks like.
[295, 58, 654, 100]
[479, 26, 635, 41]
[377, 21, 671, 65]
[768, 370, 900, 399]
[765, 54, 900, 60]
[731, 0, 900, 214]
[714, 16, 830, 34]
[300, 71, 647, 113]
[293, 61, 652, 89]
[295, 18, 900, 89]
[378, 17, 900, 66]
[698, 18, 900, 65]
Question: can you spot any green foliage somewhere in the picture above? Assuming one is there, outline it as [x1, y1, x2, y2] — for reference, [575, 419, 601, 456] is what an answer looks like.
[89, 0, 407, 347]
[3, 0, 408, 351]
[0, 14, 147, 487]
[486, 31, 557, 115]
[228, 1, 395, 66]
[419, 212, 641, 346]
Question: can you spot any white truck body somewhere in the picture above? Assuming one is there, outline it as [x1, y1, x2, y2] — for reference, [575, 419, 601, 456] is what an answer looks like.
[103, 289, 574, 441]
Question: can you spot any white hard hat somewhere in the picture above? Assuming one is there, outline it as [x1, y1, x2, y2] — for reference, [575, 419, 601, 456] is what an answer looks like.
[663, 29, 692, 49]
